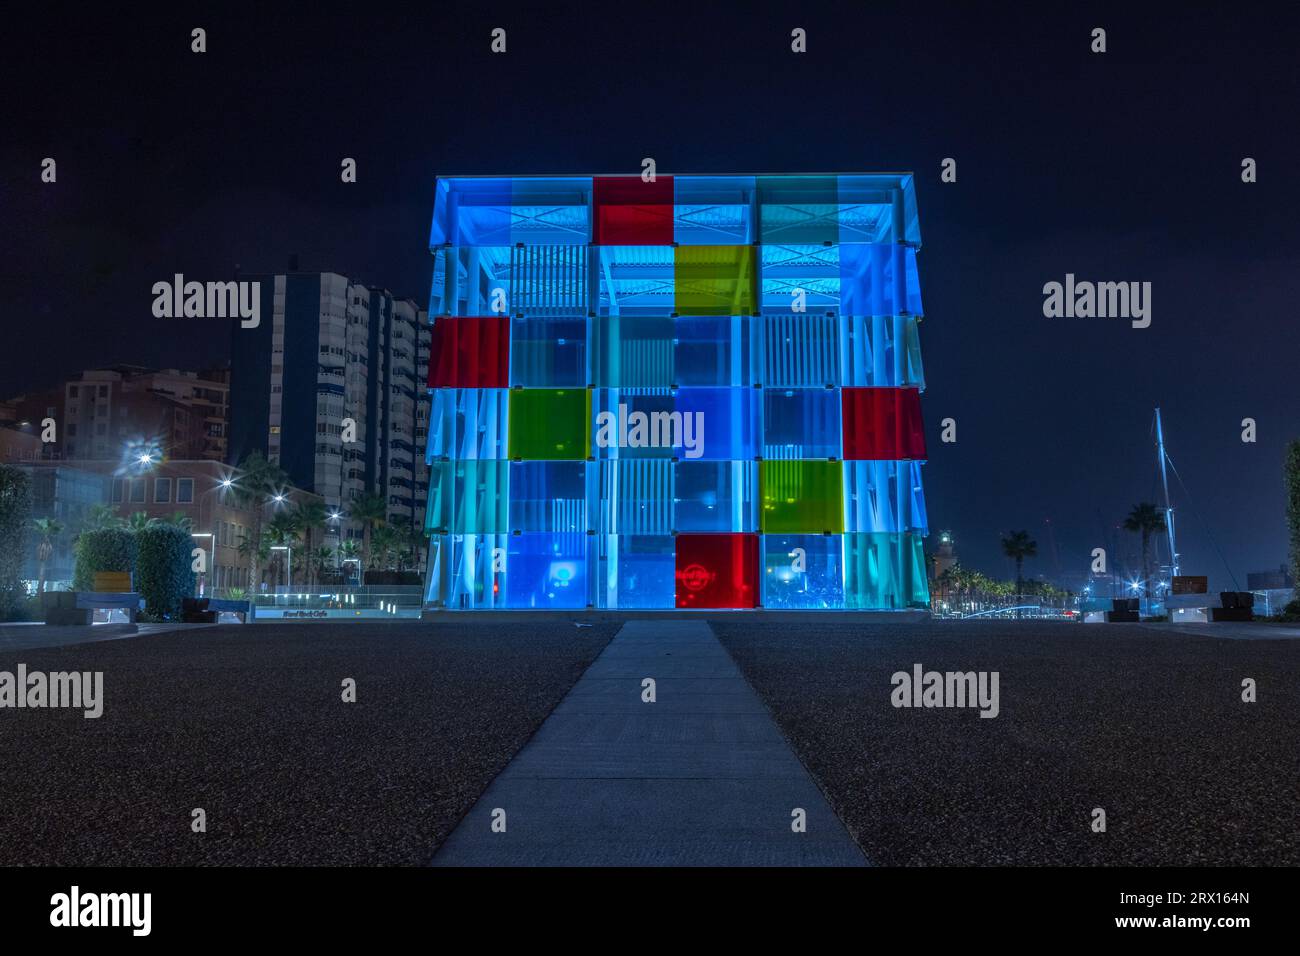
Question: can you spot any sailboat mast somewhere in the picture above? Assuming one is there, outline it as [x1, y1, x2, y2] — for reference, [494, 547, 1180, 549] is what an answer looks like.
[1154, 407, 1179, 578]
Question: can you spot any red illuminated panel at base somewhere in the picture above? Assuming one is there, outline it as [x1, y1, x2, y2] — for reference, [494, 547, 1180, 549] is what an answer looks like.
[841, 387, 926, 460]
[429, 316, 509, 388]
[593, 175, 675, 245]
[675, 533, 759, 608]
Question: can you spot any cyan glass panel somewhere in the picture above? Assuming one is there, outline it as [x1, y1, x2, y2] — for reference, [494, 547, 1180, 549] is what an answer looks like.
[843, 532, 929, 609]
[597, 535, 675, 608]
[762, 535, 845, 609]
[504, 533, 589, 609]
[673, 175, 755, 245]
[762, 314, 840, 387]
[673, 387, 759, 461]
[509, 461, 587, 532]
[426, 460, 509, 533]
[674, 315, 760, 386]
[758, 175, 839, 244]
[427, 388, 509, 461]
[674, 460, 759, 532]
[510, 314, 587, 387]
[760, 243, 839, 311]
[594, 246, 675, 317]
[426, 532, 510, 609]
[598, 459, 673, 535]
[843, 460, 928, 533]
[590, 315, 674, 386]
[430, 177, 591, 247]
[841, 314, 925, 388]
[763, 388, 842, 459]
[592, 389, 676, 460]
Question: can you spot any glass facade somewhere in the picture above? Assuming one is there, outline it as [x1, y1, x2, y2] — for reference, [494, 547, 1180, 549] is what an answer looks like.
[424, 173, 929, 610]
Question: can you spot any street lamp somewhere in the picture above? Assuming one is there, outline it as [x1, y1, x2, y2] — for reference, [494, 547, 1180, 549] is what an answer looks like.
[191, 532, 215, 596]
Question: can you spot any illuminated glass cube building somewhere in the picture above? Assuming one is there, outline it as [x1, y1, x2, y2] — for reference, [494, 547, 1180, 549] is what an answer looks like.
[423, 174, 929, 610]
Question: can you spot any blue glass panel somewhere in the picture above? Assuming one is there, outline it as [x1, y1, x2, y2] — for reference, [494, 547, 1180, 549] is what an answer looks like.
[598, 459, 673, 535]
[597, 535, 675, 608]
[509, 461, 587, 532]
[673, 175, 755, 245]
[758, 176, 839, 244]
[837, 175, 921, 246]
[504, 533, 590, 609]
[591, 315, 674, 387]
[674, 315, 760, 386]
[510, 314, 587, 387]
[673, 460, 758, 532]
[509, 245, 590, 315]
[763, 388, 842, 459]
[426, 460, 509, 533]
[673, 387, 759, 460]
[762, 313, 840, 387]
[839, 244, 922, 317]
[427, 388, 509, 461]
[430, 177, 591, 247]
[592, 389, 676, 460]
[594, 246, 675, 317]
[429, 246, 513, 316]
[759, 243, 839, 311]
[762, 535, 845, 609]
[843, 460, 928, 533]
[841, 314, 925, 388]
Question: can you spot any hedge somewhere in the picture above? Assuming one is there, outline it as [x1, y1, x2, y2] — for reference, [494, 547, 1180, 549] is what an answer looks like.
[135, 524, 196, 620]
[73, 528, 137, 592]
[0, 466, 32, 620]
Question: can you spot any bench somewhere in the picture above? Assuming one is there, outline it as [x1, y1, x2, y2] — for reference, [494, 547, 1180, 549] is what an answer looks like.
[181, 596, 255, 623]
[44, 571, 144, 625]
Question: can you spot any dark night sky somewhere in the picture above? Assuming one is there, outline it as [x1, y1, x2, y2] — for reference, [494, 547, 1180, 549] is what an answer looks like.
[4, 2, 1298, 589]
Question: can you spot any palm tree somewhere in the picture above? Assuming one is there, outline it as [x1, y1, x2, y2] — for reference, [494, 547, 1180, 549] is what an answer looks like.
[236, 529, 270, 589]
[264, 511, 301, 587]
[162, 510, 192, 531]
[125, 511, 159, 532]
[337, 539, 361, 583]
[33, 517, 64, 594]
[292, 499, 328, 584]
[311, 545, 336, 582]
[350, 492, 388, 571]
[229, 451, 289, 590]
[1000, 531, 1038, 601]
[370, 525, 401, 572]
[1123, 502, 1167, 596]
[80, 503, 123, 533]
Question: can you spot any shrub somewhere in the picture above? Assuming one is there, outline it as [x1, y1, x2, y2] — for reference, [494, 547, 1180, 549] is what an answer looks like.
[0, 466, 33, 620]
[73, 528, 137, 591]
[135, 524, 195, 620]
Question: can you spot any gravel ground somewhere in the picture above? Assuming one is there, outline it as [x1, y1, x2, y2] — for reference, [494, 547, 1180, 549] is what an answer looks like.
[713, 621, 1300, 866]
[0, 622, 616, 865]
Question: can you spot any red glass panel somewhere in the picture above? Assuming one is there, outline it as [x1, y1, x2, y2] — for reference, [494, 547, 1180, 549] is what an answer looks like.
[841, 387, 926, 460]
[428, 316, 509, 388]
[593, 175, 675, 245]
[675, 533, 759, 608]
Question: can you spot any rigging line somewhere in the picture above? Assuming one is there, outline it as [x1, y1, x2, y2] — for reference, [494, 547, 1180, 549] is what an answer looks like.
[1163, 451, 1241, 591]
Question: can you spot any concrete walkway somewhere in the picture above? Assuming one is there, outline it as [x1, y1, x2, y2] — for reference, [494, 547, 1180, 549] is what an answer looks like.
[431, 620, 866, 866]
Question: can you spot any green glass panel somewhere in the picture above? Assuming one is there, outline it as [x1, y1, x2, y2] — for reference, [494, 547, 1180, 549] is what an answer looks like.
[674, 245, 757, 316]
[508, 388, 591, 460]
[760, 459, 843, 534]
